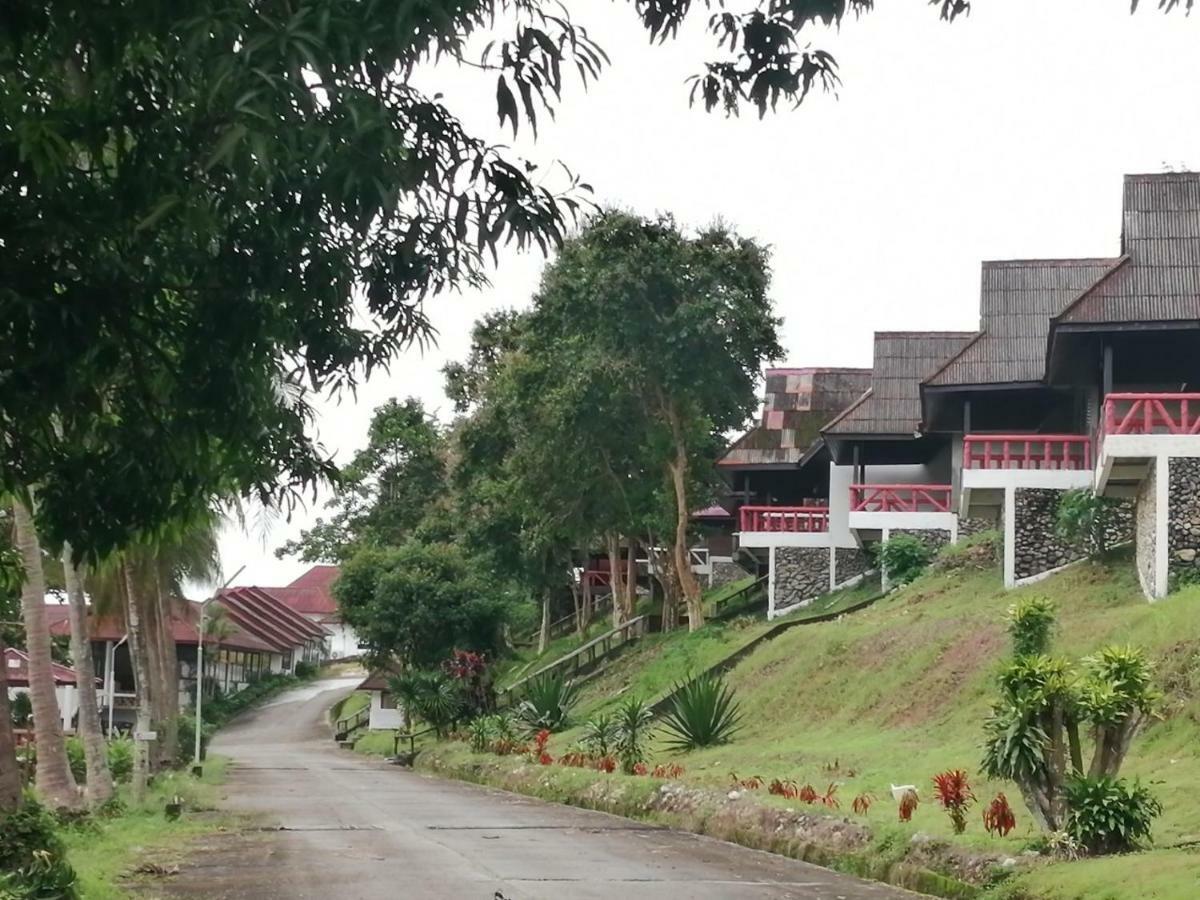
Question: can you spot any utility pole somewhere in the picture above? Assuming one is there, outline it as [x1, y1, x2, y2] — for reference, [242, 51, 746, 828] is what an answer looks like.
[192, 565, 244, 777]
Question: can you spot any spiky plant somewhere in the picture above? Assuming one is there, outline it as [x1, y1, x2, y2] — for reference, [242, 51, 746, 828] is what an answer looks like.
[516, 672, 578, 732]
[659, 672, 743, 751]
[615, 696, 654, 774]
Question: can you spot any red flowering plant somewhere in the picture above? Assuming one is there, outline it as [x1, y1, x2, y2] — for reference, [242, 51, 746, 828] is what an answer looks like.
[852, 792, 873, 815]
[442, 650, 495, 717]
[898, 789, 919, 822]
[932, 769, 976, 834]
[982, 793, 1017, 837]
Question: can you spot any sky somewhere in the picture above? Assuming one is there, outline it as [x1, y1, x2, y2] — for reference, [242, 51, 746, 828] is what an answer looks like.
[207, 0, 1200, 596]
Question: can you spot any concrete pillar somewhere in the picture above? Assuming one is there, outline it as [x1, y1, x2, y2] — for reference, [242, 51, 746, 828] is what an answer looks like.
[767, 545, 777, 620]
[881, 528, 891, 592]
[1003, 486, 1016, 589]
[828, 546, 837, 592]
[1154, 454, 1170, 600]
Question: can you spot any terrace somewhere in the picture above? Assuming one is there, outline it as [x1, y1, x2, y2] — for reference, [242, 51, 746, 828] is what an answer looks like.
[959, 433, 1094, 519]
[1096, 393, 1200, 496]
[846, 483, 957, 537]
[736, 505, 831, 549]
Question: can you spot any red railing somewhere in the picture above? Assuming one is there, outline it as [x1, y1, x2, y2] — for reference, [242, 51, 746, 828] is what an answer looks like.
[963, 434, 1091, 470]
[850, 484, 952, 513]
[738, 506, 830, 533]
[1103, 393, 1200, 437]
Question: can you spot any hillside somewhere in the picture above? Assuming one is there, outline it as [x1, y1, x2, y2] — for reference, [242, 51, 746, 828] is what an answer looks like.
[423, 543, 1200, 899]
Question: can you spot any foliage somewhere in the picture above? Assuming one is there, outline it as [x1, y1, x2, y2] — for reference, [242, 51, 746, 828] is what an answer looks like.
[931, 529, 1001, 573]
[660, 673, 744, 751]
[898, 789, 920, 823]
[391, 670, 463, 737]
[879, 534, 934, 586]
[931, 769, 976, 834]
[467, 716, 497, 754]
[852, 793, 873, 815]
[581, 713, 620, 759]
[198, 673, 301, 727]
[1064, 776, 1162, 855]
[9, 692, 32, 728]
[1056, 490, 1123, 559]
[1007, 597, 1057, 657]
[614, 697, 655, 775]
[652, 763, 685, 779]
[983, 793, 1017, 837]
[293, 660, 319, 680]
[0, 800, 78, 899]
[336, 540, 507, 667]
[442, 650, 495, 718]
[516, 672, 578, 732]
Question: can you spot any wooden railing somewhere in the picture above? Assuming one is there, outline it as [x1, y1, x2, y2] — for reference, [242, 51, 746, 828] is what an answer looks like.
[1103, 393, 1200, 437]
[708, 575, 768, 620]
[850, 484, 952, 513]
[963, 434, 1091, 470]
[500, 615, 649, 700]
[738, 506, 830, 533]
[334, 703, 371, 742]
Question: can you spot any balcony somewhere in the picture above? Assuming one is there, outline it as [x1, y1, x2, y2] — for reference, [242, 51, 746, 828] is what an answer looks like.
[737, 506, 831, 549]
[960, 434, 1094, 518]
[847, 484, 957, 535]
[1096, 393, 1200, 495]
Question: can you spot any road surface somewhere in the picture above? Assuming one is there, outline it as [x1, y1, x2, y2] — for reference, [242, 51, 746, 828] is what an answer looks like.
[160, 677, 919, 900]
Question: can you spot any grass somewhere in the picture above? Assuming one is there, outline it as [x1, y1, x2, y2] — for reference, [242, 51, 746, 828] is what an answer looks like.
[63, 758, 235, 899]
[330, 690, 369, 725]
[422, 548, 1200, 899]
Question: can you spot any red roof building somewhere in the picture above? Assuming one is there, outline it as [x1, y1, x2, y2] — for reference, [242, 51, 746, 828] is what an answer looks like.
[264, 565, 341, 620]
[4, 647, 96, 686]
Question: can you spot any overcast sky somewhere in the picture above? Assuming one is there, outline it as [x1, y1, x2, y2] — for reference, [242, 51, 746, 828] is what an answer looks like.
[205, 0, 1200, 596]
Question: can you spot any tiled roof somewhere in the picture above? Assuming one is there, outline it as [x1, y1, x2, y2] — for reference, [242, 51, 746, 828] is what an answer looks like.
[824, 332, 975, 435]
[217, 586, 328, 652]
[719, 367, 872, 466]
[4, 647, 95, 686]
[262, 566, 341, 617]
[1055, 173, 1200, 325]
[927, 259, 1121, 387]
[46, 603, 278, 654]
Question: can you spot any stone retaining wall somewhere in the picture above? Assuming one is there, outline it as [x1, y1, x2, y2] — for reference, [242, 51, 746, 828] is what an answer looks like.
[1135, 465, 1158, 596]
[1168, 457, 1200, 588]
[1013, 488, 1133, 582]
[889, 528, 952, 553]
[834, 548, 871, 586]
[773, 547, 828, 610]
[710, 559, 753, 589]
[959, 516, 997, 537]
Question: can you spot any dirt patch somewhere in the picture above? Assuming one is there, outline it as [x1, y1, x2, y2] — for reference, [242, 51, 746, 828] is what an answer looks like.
[883, 623, 1004, 728]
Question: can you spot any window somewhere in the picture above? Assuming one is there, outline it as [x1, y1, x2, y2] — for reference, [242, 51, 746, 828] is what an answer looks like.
[379, 691, 397, 710]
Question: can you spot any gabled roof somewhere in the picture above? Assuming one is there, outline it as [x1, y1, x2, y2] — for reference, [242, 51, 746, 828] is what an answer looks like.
[1054, 174, 1200, 325]
[45, 603, 277, 654]
[824, 332, 975, 435]
[269, 565, 341, 617]
[926, 258, 1121, 387]
[4, 647, 95, 686]
[719, 367, 872, 466]
[217, 586, 328, 652]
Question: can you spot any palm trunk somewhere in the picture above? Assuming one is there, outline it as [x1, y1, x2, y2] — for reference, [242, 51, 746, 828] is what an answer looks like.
[62, 546, 113, 804]
[154, 575, 179, 770]
[122, 562, 153, 801]
[0, 634, 23, 812]
[14, 499, 81, 809]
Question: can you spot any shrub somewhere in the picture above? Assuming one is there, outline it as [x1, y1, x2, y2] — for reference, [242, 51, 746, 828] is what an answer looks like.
[294, 660, 318, 679]
[652, 763, 684, 779]
[442, 649, 495, 717]
[614, 696, 653, 774]
[65, 737, 86, 784]
[879, 534, 933, 586]
[175, 715, 213, 768]
[1006, 597, 1056, 657]
[1056, 489, 1122, 558]
[0, 800, 79, 900]
[897, 789, 919, 822]
[932, 769, 976, 834]
[1064, 776, 1162, 855]
[391, 670, 463, 736]
[9, 692, 32, 727]
[659, 672, 743, 751]
[852, 792, 873, 814]
[580, 713, 620, 759]
[931, 529, 1001, 573]
[983, 793, 1017, 837]
[467, 716, 496, 753]
[516, 672, 578, 732]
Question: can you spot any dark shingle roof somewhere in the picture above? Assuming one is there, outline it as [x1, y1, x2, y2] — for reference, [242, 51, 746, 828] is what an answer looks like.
[927, 258, 1121, 387]
[1057, 173, 1200, 325]
[824, 332, 975, 435]
[719, 367, 871, 466]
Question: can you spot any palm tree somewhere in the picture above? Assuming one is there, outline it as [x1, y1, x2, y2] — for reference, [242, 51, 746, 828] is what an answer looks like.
[61, 545, 113, 804]
[13, 498, 81, 809]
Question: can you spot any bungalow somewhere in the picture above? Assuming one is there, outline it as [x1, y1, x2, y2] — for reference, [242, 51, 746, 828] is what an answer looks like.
[4, 646, 98, 733]
[264, 565, 361, 659]
[354, 669, 405, 731]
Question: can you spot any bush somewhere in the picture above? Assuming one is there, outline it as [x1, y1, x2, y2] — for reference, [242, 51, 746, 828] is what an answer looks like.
[931, 529, 1001, 573]
[391, 670, 463, 736]
[1006, 597, 1056, 657]
[175, 714, 214, 767]
[614, 697, 653, 775]
[61, 736, 134, 785]
[660, 672, 743, 751]
[1065, 776, 1162, 855]
[879, 534, 934, 586]
[0, 800, 79, 899]
[581, 713, 620, 759]
[294, 660, 319, 679]
[9, 692, 32, 727]
[1056, 489, 1122, 558]
[467, 715, 496, 753]
[516, 672, 578, 733]
[931, 769, 976, 834]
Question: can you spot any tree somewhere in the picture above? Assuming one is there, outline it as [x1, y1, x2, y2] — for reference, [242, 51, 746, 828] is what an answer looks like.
[1056, 489, 1122, 559]
[335, 540, 507, 669]
[277, 399, 446, 564]
[981, 599, 1159, 835]
[0, 542, 24, 813]
[522, 211, 780, 630]
[60, 546, 113, 805]
[12, 499, 80, 810]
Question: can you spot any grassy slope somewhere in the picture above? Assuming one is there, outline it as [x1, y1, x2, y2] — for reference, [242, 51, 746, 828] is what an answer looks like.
[543, 552, 1199, 899]
[64, 759, 234, 899]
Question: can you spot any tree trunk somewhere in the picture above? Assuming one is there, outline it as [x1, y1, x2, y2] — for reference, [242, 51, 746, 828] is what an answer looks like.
[0, 634, 23, 813]
[607, 534, 625, 629]
[62, 546, 113, 804]
[657, 543, 682, 632]
[153, 575, 179, 770]
[663, 403, 704, 631]
[1066, 719, 1084, 776]
[624, 539, 637, 622]
[122, 562, 153, 801]
[537, 588, 551, 655]
[14, 499, 81, 810]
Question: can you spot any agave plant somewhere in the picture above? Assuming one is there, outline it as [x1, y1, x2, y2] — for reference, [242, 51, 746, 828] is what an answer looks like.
[516, 672, 579, 732]
[615, 696, 654, 774]
[659, 672, 744, 751]
[581, 713, 620, 758]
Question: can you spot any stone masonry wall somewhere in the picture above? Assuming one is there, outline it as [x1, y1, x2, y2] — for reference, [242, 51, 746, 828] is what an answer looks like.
[959, 516, 998, 538]
[773, 547, 829, 611]
[710, 559, 753, 589]
[834, 548, 871, 587]
[1135, 463, 1157, 597]
[1168, 457, 1200, 588]
[890, 528, 952, 553]
[1013, 488, 1134, 582]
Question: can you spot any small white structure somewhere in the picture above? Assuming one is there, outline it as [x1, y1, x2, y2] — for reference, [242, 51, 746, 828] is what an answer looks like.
[4, 647, 98, 732]
[356, 670, 405, 731]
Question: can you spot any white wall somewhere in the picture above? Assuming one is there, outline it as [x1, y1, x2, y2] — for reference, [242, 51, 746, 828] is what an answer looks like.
[368, 690, 405, 731]
[7, 684, 82, 732]
[830, 463, 933, 547]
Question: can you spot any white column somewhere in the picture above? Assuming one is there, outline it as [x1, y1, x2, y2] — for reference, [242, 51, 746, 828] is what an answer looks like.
[881, 528, 891, 592]
[1154, 455, 1170, 600]
[767, 546, 777, 620]
[1003, 487, 1016, 589]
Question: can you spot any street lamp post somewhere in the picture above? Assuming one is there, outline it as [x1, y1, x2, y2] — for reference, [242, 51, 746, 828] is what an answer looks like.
[192, 565, 244, 777]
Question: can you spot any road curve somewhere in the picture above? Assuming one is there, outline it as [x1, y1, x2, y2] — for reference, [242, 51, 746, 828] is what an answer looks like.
[159, 677, 919, 900]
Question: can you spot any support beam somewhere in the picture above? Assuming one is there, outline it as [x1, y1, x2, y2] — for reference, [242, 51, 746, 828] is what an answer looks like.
[1003, 487, 1016, 589]
[1154, 455, 1170, 600]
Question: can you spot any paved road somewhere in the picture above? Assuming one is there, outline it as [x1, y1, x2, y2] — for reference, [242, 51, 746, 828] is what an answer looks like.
[160, 678, 918, 900]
